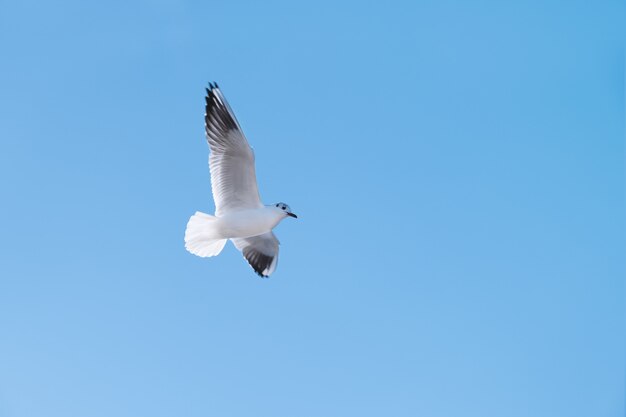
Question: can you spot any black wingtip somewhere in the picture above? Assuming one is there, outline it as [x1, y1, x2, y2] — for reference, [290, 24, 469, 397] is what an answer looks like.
[253, 269, 269, 278]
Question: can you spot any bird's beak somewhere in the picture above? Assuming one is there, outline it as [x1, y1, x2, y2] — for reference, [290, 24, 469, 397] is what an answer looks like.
[287, 212, 298, 219]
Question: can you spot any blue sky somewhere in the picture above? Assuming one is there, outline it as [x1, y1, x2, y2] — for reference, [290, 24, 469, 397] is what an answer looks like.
[0, 1, 623, 416]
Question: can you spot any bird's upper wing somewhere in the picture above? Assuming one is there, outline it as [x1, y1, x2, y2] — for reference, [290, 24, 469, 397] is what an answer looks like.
[231, 232, 279, 277]
[205, 83, 262, 216]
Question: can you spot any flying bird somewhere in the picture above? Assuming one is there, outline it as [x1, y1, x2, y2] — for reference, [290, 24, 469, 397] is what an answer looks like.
[184, 83, 297, 277]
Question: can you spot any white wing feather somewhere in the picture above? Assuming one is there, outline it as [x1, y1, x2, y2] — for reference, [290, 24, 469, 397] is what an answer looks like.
[205, 84, 263, 216]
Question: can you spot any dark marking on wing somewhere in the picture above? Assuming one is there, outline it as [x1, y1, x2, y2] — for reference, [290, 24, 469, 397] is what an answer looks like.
[242, 246, 276, 278]
[204, 83, 239, 149]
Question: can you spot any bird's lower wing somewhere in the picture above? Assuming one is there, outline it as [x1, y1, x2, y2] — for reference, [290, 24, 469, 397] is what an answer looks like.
[231, 232, 280, 277]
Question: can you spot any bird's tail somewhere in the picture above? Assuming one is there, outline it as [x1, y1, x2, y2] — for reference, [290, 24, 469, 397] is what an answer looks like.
[184, 212, 227, 257]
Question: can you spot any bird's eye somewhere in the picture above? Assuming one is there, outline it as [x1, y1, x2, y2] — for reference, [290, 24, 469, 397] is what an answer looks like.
[276, 204, 279, 207]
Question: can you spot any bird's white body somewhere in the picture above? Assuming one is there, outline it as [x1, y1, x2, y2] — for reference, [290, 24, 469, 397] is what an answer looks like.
[197, 207, 286, 240]
[184, 83, 297, 277]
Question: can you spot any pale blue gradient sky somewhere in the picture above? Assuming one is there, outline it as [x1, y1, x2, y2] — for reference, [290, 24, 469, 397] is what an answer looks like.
[0, 1, 624, 416]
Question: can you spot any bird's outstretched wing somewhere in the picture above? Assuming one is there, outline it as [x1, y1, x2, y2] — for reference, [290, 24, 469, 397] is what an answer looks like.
[205, 83, 262, 216]
[231, 232, 279, 277]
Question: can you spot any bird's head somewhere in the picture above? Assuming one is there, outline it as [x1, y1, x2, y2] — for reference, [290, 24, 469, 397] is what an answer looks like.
[274, 202, 297, 219]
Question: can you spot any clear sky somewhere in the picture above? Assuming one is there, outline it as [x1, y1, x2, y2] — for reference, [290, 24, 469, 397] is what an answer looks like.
[0, 1, 623, 416]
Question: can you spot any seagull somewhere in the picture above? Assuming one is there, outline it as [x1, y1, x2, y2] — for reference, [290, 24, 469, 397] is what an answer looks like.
[184, 83, 297, 278]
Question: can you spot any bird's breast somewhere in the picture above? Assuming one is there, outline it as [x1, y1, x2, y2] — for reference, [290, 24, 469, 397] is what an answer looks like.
[217, 209, 280, 239]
